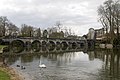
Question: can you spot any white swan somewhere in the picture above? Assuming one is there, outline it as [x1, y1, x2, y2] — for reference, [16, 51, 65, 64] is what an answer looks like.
[39, 61, 46, 68]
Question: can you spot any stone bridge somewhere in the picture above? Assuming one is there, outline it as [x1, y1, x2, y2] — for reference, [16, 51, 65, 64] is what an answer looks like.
[1, 38, 88, 49]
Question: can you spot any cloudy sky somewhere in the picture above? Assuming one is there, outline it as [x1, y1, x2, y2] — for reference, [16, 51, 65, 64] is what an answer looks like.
[0, 0, 106, 36]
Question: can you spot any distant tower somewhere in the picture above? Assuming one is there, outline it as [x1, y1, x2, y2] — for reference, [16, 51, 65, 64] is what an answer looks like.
[87, 28, 95, 40]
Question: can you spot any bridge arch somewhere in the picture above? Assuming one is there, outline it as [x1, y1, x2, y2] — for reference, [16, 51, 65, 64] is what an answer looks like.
[47, 41, 56, 51]
[31, 40, 41, 52]
[42, 41, 47, 46]
[80, 42, 85, 48]
[61, 41, 68, 50]
[72, 42, 77, 49]
[49, 41, 55, 47]
[11, 40, 24, 53]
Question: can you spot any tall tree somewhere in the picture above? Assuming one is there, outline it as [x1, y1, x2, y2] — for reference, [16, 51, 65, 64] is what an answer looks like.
[113, 1, 120, 37]
[55, 21, 61, 32]
[36, 28, 41, 38]
[98, 0, 120, 42]
[7, 22, 19, 36]
[21, 24, 34, 37]
[0, 16, 9, 36]
[43, 29, 48, 38]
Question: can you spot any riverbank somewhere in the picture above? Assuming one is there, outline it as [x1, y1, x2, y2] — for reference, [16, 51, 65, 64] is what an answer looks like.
[0, 45, 7, 49]
[0, 65, 24, 80]
[95, 43, 113, 49]
[0, 68, 10, 80]
[0, 45, 7, 53]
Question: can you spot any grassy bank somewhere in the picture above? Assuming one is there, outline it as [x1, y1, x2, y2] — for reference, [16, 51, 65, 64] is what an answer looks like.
[0, 66, 23, 80]
[0, 45, 8, 53]
[0, 69, 10, 80]
[0, 45, 7, 49]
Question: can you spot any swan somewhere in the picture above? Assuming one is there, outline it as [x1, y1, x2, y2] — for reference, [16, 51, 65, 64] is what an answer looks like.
[39, 61, 46, 68]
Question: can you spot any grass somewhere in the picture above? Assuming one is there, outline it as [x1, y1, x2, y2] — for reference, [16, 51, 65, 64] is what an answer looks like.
[0, 70, 10, 80]
[0, 45, 7, 53]
[0, 45, 7, 49]
[0, 65, 22, 80]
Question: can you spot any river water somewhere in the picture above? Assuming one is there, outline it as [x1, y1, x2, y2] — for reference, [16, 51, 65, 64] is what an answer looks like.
[2, 49, 120, 80]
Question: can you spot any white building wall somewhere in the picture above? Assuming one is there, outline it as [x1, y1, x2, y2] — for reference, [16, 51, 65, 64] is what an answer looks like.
[87, 28, 95, 39]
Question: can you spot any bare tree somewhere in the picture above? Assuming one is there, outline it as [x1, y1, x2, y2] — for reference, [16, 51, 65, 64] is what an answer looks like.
[0, 16, 19, 37]
[98, 0, 120, 43]
[7, 22, 19, 36]
[113, 1, 120, 37]
[21, 24, 34, 37]
[36, 28, 41, 38]
[0, 16, 9, 36]
[55, 21, 62, 32]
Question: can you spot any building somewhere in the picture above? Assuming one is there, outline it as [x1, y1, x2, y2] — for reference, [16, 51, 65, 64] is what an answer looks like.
[87, 27, 105, 40]
[87, 28, 95, 40]
[95, 28, 104, 38]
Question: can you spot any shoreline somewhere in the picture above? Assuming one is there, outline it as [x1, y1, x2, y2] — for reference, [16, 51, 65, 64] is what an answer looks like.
[0, 65, 24, 80]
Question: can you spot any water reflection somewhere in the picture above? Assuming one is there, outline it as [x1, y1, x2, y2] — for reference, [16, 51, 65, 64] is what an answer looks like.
[87, 49, 120, 80]
[0, 48, 120, 80]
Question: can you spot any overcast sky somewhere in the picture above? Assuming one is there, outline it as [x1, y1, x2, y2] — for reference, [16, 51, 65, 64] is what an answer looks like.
[0, 0, 106, 36]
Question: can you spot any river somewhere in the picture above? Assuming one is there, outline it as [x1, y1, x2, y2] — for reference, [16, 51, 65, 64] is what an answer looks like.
[2, 48, 120, 80]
